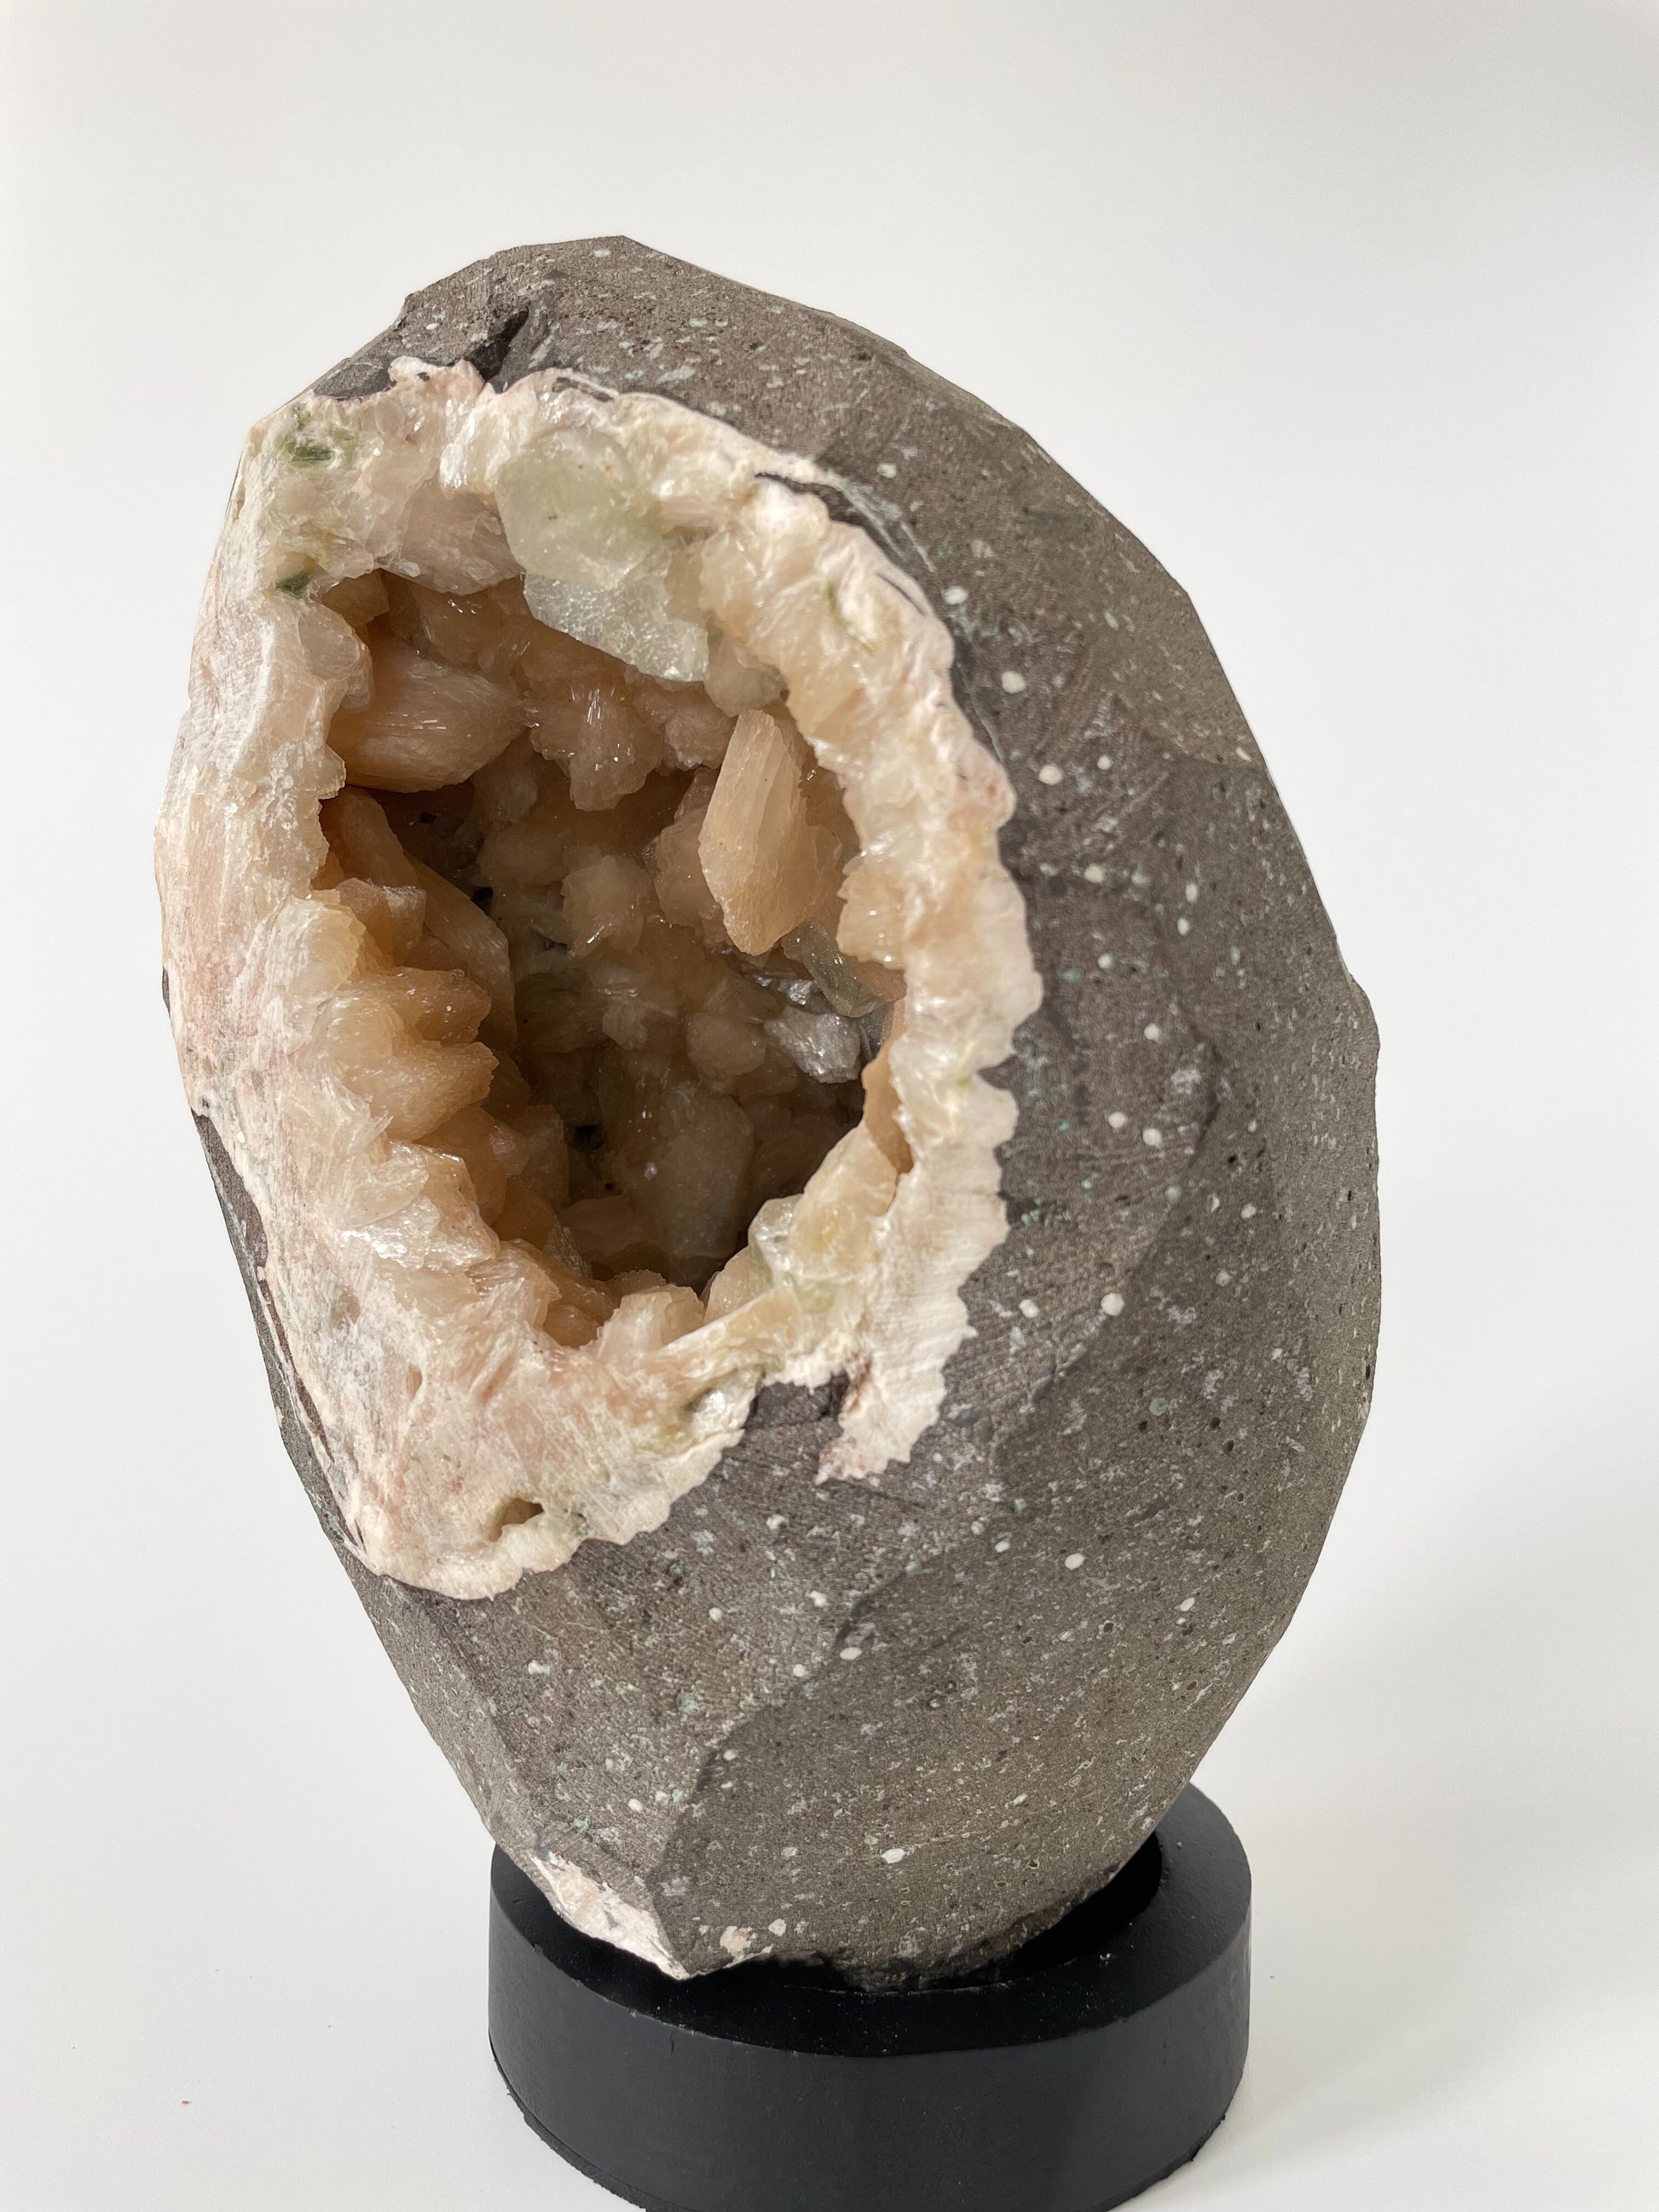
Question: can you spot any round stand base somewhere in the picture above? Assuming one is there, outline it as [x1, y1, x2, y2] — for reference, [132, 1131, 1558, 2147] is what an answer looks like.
[488, 1785, 1250, 2212]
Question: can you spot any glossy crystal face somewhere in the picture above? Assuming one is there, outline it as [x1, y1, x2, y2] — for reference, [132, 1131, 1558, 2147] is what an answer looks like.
[311, 565, 905, 1337]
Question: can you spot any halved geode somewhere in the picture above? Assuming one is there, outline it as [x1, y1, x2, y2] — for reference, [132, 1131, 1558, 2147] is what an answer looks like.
[159, 240, 1379, 1987]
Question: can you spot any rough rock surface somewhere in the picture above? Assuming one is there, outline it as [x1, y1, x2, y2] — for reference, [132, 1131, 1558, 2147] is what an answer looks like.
[190, 240, 1379, 1986]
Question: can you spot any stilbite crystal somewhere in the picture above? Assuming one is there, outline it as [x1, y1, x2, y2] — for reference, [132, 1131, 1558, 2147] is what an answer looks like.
[328, 629, 527, 790]
[698, 707, 841, 956]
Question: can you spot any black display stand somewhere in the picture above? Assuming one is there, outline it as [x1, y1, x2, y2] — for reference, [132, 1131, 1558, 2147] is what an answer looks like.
[488, 1785, 1250, 2212]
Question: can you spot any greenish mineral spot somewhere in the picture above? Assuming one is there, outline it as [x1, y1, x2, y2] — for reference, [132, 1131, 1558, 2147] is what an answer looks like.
[275, 569, 313, 598]
[277, 408, 350, 470]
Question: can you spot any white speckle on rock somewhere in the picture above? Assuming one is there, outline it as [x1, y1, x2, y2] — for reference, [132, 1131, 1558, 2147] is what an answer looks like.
[1185, 881, 1199, 904]
[876, 461, 898, 478]
[1038, 762, 1062, 785]
[1107, 1110, 1128, 1131]
[791, 1663, 808, 1678]
[995, 1537, 1011, 1553]
[769, 1918, 788, 1936]
[943, 584, 968, 605]
[1096, 754, 1113, 771]
[766, 1513, 785, 1531]
[708, 1607, 723, 1621]
[1101, 1292, 1125, 1317]
[1176, 916, 1191, 935]
[1142, 1127, 1164, 1148]
[1001, 670, 1027, 694]
[1242, 1203, 1257, 1219]
[1084, 863, 1106, 883]
[840, 1645, 863, 1660]
[810, 1591, 828, 1607]
[1019, 1297, 1040, 1319]
[722, 1747, 738, 1761]
[1144, 1022, 1162, 1042]
[882, 1846, 906, 1864]
[1095, 952, 1114, 972]
[1217, 1270, 1232, 1285]
[527, 1660, 552, 1675]
[1178, 1597, 1196, 1612]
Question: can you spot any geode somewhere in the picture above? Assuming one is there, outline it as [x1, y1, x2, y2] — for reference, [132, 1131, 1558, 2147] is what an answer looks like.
[157, 240, 1379, 1986]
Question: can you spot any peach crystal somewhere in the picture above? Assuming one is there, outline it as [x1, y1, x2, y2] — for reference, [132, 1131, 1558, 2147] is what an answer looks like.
[157, 363, 1039, 1597]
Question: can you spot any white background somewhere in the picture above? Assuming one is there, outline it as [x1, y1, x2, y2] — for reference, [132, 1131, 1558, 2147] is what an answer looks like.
[3, 3, 1656, 2206]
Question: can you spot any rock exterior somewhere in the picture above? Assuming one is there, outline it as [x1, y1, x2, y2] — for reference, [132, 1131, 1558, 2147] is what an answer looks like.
[187, 240, 1379, 1986]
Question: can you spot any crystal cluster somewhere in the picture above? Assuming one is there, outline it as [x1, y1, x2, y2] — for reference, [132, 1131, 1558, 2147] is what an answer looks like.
[158, 357, 1036, 1598]
[313, 563, 902, 1323]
